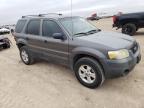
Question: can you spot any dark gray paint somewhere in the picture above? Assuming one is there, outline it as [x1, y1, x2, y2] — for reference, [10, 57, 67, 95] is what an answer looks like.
[14, 16, 141, 78]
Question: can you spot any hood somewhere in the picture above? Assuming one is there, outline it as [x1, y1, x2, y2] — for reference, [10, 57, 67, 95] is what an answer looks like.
[77, 31, 135, 49]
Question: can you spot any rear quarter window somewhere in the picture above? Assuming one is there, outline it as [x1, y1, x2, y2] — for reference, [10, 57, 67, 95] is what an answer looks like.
[15, 20, 26, 33]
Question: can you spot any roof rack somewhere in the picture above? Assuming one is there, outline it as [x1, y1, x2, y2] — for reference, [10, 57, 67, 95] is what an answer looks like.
[22, 15, 41, 18]
[39, 13, 62, 16]
[22, 13, 63, 18]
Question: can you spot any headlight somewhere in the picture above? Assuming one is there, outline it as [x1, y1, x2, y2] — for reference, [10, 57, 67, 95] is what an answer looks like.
[108, 49, 129, 60]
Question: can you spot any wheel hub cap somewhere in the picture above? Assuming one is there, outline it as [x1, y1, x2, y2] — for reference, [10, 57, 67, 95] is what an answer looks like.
[78, 65, 96, 84]
[21, 50, 29, 62]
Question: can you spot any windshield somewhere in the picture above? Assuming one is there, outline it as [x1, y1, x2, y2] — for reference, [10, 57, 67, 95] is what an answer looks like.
[60, 17, 99, 37]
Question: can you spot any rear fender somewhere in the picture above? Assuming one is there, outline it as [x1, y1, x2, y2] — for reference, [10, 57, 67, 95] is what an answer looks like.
[120, 18, 139, 26]
[16, 39, 28, 48]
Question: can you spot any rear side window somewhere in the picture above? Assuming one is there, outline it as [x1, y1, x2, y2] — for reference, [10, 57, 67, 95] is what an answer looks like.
[26, 20, 40, 35]
[15, 20, 26, 33]
[42, 20, 62, 37]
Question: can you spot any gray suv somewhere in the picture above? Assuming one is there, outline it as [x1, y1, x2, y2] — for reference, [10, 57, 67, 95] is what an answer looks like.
[14, 14, 141, 88]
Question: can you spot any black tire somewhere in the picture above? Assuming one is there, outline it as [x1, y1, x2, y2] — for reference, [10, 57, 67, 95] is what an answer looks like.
[3, 42, 10, 49]
[122, 23, 136, 36]
[20, 46, 34, 65]
[74, 57, 105, 89]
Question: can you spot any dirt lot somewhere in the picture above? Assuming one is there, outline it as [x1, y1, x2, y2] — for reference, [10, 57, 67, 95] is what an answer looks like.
[0, 18, 144, 108]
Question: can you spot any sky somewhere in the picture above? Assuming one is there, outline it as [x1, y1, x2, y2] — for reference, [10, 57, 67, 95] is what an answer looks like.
[0, 0, 144, 25]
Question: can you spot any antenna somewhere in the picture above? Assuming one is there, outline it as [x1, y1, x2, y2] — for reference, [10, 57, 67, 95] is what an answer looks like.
[71, 0, 74, 39]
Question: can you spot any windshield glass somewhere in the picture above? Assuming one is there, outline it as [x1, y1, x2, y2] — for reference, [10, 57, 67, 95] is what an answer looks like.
[60, 17, 99, 36]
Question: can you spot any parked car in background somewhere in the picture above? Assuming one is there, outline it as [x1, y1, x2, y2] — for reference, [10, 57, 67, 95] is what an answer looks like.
[113, 12, 144, 36]
[14, 14, 141, 88]
[0, 36, 11, 50]
[0, 28, 10, 35]
[87, 13, 101, 21]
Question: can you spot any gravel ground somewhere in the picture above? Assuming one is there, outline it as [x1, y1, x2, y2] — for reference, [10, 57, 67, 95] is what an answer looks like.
[0, 18, 144, 108]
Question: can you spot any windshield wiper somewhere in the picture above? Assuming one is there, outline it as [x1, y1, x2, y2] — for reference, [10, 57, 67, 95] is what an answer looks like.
[87, 29, 99, 34]
[74, 29, 101, 36]
[74, 32, 87, 36]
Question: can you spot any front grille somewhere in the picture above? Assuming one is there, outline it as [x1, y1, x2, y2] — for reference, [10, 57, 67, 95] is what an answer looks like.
[130, 42, 138, 54]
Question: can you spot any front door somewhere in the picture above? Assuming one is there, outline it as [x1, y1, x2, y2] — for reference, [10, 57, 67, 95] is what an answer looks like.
[40, 19, 69, 65]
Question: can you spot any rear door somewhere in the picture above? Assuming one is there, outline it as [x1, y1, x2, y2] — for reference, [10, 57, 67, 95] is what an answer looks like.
[40, 19, 69, 65]
[24, 19, 44, 56]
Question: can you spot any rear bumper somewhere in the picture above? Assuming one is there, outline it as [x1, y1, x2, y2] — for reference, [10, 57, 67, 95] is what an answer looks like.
[101, 48, 141, 78]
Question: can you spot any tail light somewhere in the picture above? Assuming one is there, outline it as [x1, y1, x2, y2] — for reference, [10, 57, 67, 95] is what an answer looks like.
[112, 16, 117, 23]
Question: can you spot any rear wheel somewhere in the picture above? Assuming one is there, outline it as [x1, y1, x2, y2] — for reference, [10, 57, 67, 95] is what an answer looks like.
[122, 23, 136, 36]
[20, 46, 34, 65]
[74, 57, 105, 89]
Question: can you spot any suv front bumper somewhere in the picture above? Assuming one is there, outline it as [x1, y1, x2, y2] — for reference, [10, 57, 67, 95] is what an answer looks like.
[102, 48, 141, 78]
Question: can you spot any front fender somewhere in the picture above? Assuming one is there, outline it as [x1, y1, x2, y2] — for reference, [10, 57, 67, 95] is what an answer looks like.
[69, 47, 106, 68]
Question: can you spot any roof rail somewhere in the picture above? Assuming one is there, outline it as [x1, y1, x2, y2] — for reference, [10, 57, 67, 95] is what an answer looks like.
[39, 13, 62, 16]
[22, 13, 62, 18]
[22, 15, 41, 18]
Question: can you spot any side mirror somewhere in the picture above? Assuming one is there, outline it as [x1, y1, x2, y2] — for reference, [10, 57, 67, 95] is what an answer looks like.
[52, 33, 65, 40]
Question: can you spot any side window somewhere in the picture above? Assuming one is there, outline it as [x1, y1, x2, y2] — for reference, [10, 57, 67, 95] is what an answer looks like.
[42, 20, 62, 37]
[15, 20, 26, 33]
[26, 20, 40, 35]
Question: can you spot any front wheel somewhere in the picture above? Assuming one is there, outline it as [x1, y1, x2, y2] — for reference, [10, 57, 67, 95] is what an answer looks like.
[74, 57, 105, 89]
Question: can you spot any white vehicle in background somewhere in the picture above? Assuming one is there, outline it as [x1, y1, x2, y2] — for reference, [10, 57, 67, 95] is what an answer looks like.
[0, 28, 10, 35]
